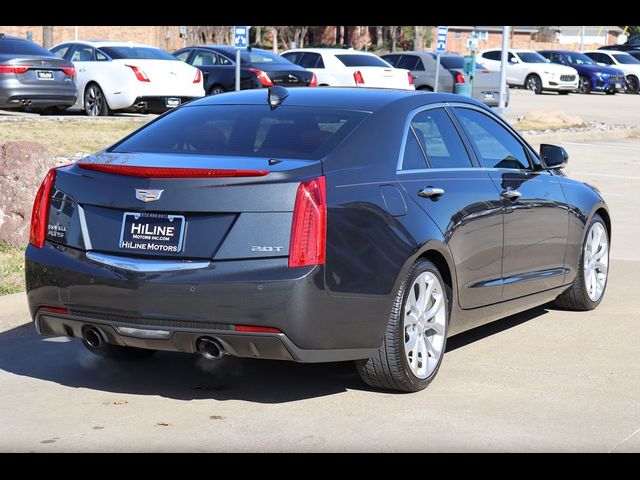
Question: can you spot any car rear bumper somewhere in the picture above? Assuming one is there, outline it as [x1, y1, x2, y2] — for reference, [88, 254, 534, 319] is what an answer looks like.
[128, 96, 200, 113]
[0, 90, 76, 109]
[25, 243, 385, 362]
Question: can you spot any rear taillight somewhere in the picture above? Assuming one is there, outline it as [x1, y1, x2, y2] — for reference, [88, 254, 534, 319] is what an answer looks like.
[289, 176, 326, 268]
[29, 168, 57, 249]
[407, 71, 414, 86]
[309, 72, 318, 87]
[454, 72, 465, 84]
[0, 64, 31, 74]
[62, 66, 76, 77]
[193, 68, 202, 83]
[77, 163, 269, 178]
[126, 64, 150, 82]
[353, 70, 365, 86]
[234, 325, 282, 333]
[249, 67, 274, 87]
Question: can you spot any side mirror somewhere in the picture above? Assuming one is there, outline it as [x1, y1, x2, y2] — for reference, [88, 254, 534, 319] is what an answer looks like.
[597, 62, 607, 66]
[540, 144, 569, 169]
[509, 58, 519, 64]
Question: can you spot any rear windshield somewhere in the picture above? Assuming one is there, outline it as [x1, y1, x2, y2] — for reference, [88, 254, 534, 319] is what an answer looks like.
[99, 46, 177, 60]
[110, 105, 368, 160]
[335, 54, 390, 67]
[241, 50, 291, 65]
[0, 39, 53, 56]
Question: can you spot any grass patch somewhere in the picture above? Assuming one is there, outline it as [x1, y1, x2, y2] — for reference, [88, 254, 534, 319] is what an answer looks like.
[0, 118, 149, 157]
[0, 243, 25, 296]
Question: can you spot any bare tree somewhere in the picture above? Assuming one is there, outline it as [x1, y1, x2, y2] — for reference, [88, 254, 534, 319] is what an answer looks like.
[272, 27, 278, 53]
[42, 26, 53, 48]
[414, 26, 424, 50]
[376, 26, 384, 49]
[389, 26, 399, 52]
[254, 25, 262, 46]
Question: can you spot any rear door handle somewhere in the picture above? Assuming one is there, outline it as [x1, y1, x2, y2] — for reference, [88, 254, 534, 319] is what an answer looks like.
[418, 187, 445, 198]
[501, 188, 522, 201]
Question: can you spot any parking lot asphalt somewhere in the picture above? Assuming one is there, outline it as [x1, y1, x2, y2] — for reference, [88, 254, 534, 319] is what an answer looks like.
[0, 136, 638, 452]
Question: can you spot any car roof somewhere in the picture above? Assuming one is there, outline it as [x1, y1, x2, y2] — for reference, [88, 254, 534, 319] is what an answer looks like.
[195, 45, 275, 55]
[284, 48, 376, 55]
[187, 86, 485, 112]
[52, 40, 156, 49]
[0, 34, 28, 41]
[583, 49, 629, 54]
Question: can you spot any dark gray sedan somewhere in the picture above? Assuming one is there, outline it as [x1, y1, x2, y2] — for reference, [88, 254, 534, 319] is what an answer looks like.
[0, 34, 76, 112]
[382, 51, 508, 107]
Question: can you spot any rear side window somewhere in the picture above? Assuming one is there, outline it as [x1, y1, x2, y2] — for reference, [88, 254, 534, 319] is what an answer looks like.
[299, 52, 324, 69]
[111, 105, 368, 160]
[482, 51, 501, 61]
[396, 55, 420, 70]
[71, 46, 94, 62]
[381, 55, 400, 67]
[439, 56, 464, 69]
[193, 51, 218, 66]
[0, 39, 53, 56]
[335, 54, 390, 67]
[454, 108, 530, 170]
[410, 108, 472, 169]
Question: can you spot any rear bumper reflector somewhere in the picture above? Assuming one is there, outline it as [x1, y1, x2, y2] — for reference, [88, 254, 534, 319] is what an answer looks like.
[77, 163, 269, 178]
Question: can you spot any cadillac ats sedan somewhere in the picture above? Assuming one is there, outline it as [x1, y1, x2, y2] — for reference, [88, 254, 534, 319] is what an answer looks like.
[25, 87, 610, 392]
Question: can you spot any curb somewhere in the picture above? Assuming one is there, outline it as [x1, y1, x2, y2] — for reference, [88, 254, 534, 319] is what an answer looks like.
[521, 128, 638, 146]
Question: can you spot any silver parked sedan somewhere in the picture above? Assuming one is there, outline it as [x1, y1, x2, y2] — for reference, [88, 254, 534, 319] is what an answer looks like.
[382, 51, 508, 107]
[0, 34, 77, 112]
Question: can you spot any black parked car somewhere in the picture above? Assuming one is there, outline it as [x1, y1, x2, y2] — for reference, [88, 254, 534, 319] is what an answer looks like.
[26, 87, 610, 392]
[599, 36, 640, 52]
[173, 46, 317, 95]
[0, 34, 76, 112]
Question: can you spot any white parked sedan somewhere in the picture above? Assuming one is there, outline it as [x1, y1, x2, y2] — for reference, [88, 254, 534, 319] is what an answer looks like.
[281, 48, 414, 90]
[582, 50, 640, 94]
[50, 40, 205, 115]
[479, 48, 579, 94]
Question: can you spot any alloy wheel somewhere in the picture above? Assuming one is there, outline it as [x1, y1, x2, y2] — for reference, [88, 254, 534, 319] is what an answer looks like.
[583, 221, 609, 302]
[85, 85, 104, 116]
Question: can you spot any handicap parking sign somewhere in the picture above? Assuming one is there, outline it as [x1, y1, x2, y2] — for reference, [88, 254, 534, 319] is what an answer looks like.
[436, 26, 449, 53]
[234, 26, 248, 49]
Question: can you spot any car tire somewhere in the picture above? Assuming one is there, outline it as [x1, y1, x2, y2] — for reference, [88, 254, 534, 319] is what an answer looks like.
[82, 341, 157, 361]
[417, 85, 434, 91]
[577, 75, 591, 94]
[558, 91, 570, 95]
[554, 214, 609, 311]
[524, 74, 543, 94]
[605, 89, 616, 95]
[208, 85, 225, 95]
[356, 259, 449, 392]
[84, 83, 110, 116]
[625, 75, 639, 94]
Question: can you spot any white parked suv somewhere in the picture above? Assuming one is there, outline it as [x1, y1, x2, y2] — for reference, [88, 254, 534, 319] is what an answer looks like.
[281, 48, 414, 90]
[582, 50, 640, 94]
[479, 49, 579, 94]
[50, 40, 205, 115]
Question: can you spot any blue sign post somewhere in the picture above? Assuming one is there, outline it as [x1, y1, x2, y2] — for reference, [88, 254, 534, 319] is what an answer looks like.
[234, 26, 249, 91]
[434, 26, 448, 92]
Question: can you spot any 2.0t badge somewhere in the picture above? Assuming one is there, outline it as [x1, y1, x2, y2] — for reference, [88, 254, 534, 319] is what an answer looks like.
[135, 188, 164, 202]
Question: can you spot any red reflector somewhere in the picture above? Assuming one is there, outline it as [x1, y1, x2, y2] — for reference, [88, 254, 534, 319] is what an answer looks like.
[29, 168, 57, 248]
[77, 163, 269, 178]
[249, 67, 274, 87]
[454, 72, 465, 84]
[0, 64, 31, 74]
[289, 176, 326, 268]
[41, 306, 69, 315]
[407, 71, 414, 86]
[62, 66, 76, 77]
[309, 72, 318, 87]
[194, 68, 202, 83]
[234, 325, 282, 334]
[353, 70, 365, 86]
[126, 64, 150, 82]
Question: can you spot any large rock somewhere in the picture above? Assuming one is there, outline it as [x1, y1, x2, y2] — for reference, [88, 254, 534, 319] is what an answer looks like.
[0, 141, 56, 247]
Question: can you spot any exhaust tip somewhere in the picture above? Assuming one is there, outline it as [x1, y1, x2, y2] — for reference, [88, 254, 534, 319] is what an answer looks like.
[82, 326, 105, 349]
[197, 337, 224, 360]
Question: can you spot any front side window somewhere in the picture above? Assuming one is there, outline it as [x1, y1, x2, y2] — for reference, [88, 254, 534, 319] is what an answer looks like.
[411, 108, 472, 169]
[454, 108, 530, 170]
[193, 51, 218, 66]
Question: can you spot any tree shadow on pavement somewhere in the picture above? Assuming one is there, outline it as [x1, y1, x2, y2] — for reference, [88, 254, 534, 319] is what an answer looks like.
[0, 306, 549, 403]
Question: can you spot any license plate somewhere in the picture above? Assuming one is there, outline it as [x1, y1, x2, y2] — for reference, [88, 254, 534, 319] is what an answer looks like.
[165, 97, 181, 108]
[119, 212, 185, 253]
[615, 82, 622, 89]
[483, 93, 495, 100]
[37, 70, 54, 80]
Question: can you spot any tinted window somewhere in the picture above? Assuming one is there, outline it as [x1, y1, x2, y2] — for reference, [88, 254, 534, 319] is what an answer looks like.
[455, 108, 529, 170]
[396, 55, 420, 70]
[586, 52, 613, 65]
[564, 52, 595, 65]
[439, 56, 464, 69]
[411, 108, 472, 169]
[381, 54, 400, 67]
[111, 106, 368, 160]
[100, 46, 176, 60]
[241, 50, 291, 65]
[517, 52, 548, 63]
[95, 49, 109, 61]
[50, 44, 71, 59]
[217, 53, 232, 65]
[628, 51, 640, 60]
[402, 129, 428, 170]
[71, 46, 94, 62]
[173, 49, 191, 62]
[193, 51, 218, 66]
[613, 53, 640, 64]
[299, 52, 322, 69]
[335, 54, 390, 67]
[281, 52, 302, 64]
[0, 39, 53, 56]
[482, 51, 501, 61]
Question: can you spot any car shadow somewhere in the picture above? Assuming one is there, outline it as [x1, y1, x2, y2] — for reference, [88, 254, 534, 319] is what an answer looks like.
[0, 306, 550, 403]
